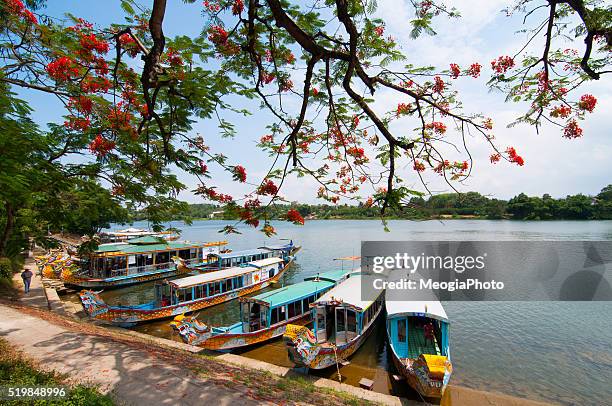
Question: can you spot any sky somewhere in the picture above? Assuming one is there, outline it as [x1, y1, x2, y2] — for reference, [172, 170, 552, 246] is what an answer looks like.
[18, 0, 612, 203]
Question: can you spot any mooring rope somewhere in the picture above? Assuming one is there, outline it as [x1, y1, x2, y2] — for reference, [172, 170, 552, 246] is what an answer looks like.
[332, 344, 341, 383]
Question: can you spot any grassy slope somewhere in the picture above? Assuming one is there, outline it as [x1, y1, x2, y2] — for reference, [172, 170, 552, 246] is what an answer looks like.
[0, 338, 114, 406]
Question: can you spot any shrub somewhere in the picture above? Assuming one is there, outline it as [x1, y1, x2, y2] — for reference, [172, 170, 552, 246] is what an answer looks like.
[0, 258, 12, 279]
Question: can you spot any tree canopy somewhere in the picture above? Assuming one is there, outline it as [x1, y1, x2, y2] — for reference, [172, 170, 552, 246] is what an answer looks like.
[0, 0, 609, 242]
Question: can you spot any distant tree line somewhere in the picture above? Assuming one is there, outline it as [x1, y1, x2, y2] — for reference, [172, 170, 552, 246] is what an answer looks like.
[137, 185, 612, 222]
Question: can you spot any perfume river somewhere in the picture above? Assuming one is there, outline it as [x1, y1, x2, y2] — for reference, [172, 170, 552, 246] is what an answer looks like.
[67, 220, 612, 405]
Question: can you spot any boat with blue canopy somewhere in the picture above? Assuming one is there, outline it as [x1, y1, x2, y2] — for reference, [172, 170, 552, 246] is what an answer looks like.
[170, 268, 350, 350]
[283, 272, 384, 370]
[386, 296, 452, 398]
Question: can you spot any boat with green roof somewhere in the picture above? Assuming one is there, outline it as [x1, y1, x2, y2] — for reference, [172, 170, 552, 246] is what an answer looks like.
[61, 236, 229, 288]
[170, 268, 352, 350]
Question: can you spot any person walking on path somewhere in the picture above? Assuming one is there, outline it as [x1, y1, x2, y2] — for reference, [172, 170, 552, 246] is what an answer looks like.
[21, 268, 33, 294]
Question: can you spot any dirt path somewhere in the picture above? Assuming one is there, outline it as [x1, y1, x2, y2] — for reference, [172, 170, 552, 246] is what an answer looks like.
[0, 305, 270, 406]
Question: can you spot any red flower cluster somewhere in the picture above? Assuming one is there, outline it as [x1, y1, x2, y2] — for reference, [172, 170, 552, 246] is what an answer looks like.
[64, 116, 91, 132]
[426, 121, 447, 134]
[433, 160, 450, 174]
[231, 0, 244, 15]
[68, 96, 93, 115]
[467, 63, 481, 78]
[450, 63, 460, 79]
[232, 165, 247, 182]
[286, 209, 305, 225]
[46, 57, 79, 81]
[257, 179, 278, 196]
[208, 25, 229, 45]
[81, 76, 112, 93]
[107, 106, 133, 131]
[491, 56, 514, 74]
[79, 33, 110, 54]
[506, 147, 524, 166]
[413, 160, 426, 172]
[578, 94, 597, 113]
[88, 134, 115, 157]
[432, 76, 445, 93]
[203, 1, 221, 12]
[311, 87, 319, 96]
[347, 146, 367, 163]
[260, 134, 273, 144]
[5, 0, 37, 24]
[279, 78, 293, 92]
[199, 186, 232, 203]
[165, 48, 183, 66]
[198, 161, 208, 174]
[119, 33, 140, 57]
[374, 26, 384, 37]
[490, 153, 501, 163]
[563, 120, 583, 139]
[260, 72, 275, 84]
[284, 52, 296, 64]
[396, 103, 411, 116]
[550, 105, 571, 118]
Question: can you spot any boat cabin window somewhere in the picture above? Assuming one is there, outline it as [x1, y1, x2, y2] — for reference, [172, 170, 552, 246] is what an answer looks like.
[288, 300, 303, 319]
[209, 281, 221, 296]
[178, 249, 191, 260]
[234, 276, 244, 289]
[268, 268, 275, 279]
[301, 295, 314, 313]
[397, 319, 407, 342]
[270, 306, 284, 325]
[157, 283, 172, 306]
[155, 251, 170, 265]
[241, 302, 269, 332]
[177, 287, 193, 303]
[223, 279, 231, 292]
[195, 285, 206, 299]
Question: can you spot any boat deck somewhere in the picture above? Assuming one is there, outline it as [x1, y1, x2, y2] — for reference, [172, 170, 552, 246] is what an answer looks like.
[407, 322, 441, 359]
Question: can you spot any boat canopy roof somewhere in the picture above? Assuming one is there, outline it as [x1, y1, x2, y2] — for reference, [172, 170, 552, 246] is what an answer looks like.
[212, 248, 271, 259]
[94, 240, 204, 255]
[314, 274, 381, 312]
[303, 269, 351, 283]
[247, 257, 284, 268]
[258, 243, 292, 251]
[385, 299, 448, 322]
[248, 279, 335, 308]
[170, 266, 254, 288]
[127, 236, 167, 244]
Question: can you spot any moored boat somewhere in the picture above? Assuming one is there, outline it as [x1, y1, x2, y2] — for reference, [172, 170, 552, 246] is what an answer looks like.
[79, 256, 292, 327]
[170, 268, 350, 350]
[98, 227, 178, 243]
[283, 273, 384, 369]
[386, 298, 452, 398]
[61, 237, 228, 288]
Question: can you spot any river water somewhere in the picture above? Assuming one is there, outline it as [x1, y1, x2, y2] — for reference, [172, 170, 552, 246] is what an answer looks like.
[72, 220, 612, 405]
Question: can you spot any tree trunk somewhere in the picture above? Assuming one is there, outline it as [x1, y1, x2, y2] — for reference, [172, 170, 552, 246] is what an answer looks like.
[0, 202, 15, 257]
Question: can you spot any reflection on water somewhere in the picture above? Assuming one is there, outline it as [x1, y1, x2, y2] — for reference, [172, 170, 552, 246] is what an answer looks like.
[65, 220, 612, 405]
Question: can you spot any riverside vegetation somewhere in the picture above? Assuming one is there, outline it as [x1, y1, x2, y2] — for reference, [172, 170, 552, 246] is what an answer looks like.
[133, 185, 612, 222]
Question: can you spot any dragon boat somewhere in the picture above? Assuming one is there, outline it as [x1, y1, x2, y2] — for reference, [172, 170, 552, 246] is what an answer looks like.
[283, 273, 384, 369]
[79, 256, 293, 327]
[170, 268, 351, 350]
[386, 297, 452, 398]
[61, 237, 229, 289]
